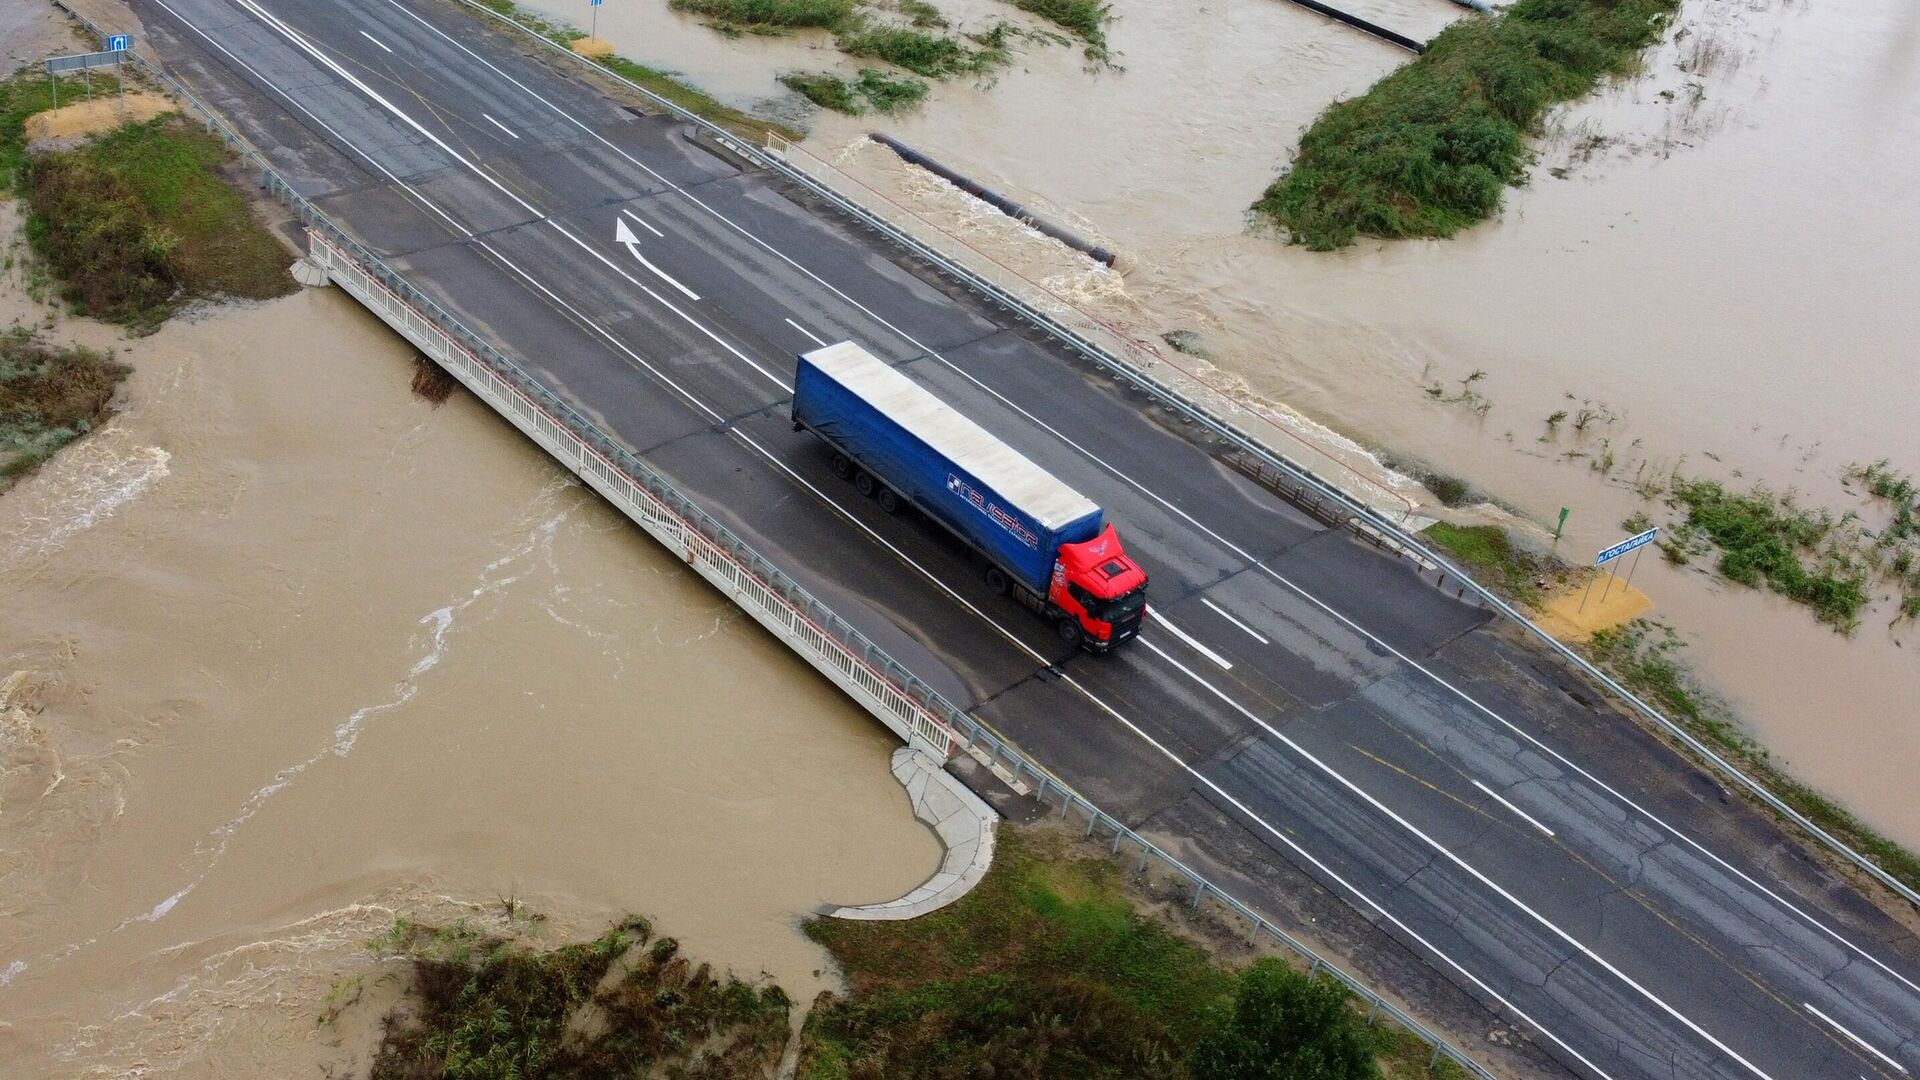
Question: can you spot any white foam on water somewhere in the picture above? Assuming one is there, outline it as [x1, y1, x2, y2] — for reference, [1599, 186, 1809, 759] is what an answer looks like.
[0, 960, 27, 987]
[1, 443, 171, 564]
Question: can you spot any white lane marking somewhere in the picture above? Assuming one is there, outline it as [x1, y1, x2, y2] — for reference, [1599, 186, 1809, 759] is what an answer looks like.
[1803, 1003, 1909, 1075]
[1053, 661, 1619, 1080]
[1146, 607, 1231, 670]
[1472, 779, 1555, 838]
[1200, 597, 1270, 645]
[614, 218, 701, 301]
[1138, 637, 1778, 1080]
[229, 0, 780, 392]
[620, 208, 665, 238]
[784, 317, 828, 348]
[481, 112, 519, 139]
[358, 29, 392, 53]
[186, 4, 1912, 1067]
[138, 17, 1627, 1075]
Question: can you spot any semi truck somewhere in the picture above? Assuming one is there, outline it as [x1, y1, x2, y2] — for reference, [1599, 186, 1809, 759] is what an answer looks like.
[792, 341, 1147, 652]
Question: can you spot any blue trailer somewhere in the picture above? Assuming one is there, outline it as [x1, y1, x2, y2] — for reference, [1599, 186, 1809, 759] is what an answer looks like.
[792, 341, 1147, 651]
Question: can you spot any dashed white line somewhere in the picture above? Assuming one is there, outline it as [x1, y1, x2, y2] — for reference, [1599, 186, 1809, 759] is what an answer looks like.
[349, 18, 1920, 1020]
[1472, 779, 1556, 838]
[621, 208, 666, 238]
[1146, 607, 1232, 670]
[481, 112, 519, 138]
[175, 5, 1918, 1074]
[784, 317, 829, 348]
[1137, 637, 1778, 1080]
[1200, 597, 1270, 645]
[1803, 1003, 1908, 1075]
[358, 29, 393, 53]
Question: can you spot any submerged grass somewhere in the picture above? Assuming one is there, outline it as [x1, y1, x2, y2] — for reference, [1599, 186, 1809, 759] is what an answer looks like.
[800, 827, 1443, 1079]
[368, 914, 791, 1079]
[1255, 0, 1679, 249]
[1662, 478, 1869, 631]
[781, 69, 930, 114]
[1004, 0, 1113, 63]
[24, 116, 295, 331]
[834, 23, 989, 78]
[668, 0, 856, 29]
[0, 330, 131, 489]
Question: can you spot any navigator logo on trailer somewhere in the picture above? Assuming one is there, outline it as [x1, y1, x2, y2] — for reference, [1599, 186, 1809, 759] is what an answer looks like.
[947, 474, 1039, 549]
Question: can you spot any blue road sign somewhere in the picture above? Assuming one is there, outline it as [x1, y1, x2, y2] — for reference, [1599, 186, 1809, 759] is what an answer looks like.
[108, 34, 132, 52]
[1596, 527, 1657, 566]
[589, 0, 602, 6]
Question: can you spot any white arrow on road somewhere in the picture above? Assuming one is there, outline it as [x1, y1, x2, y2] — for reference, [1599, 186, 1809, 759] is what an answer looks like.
[614, 216, 701, 301]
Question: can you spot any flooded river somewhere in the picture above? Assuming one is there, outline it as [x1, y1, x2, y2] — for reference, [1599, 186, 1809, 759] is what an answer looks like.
[0, 234, 936, 1076]
[525, 0, 1920, 847]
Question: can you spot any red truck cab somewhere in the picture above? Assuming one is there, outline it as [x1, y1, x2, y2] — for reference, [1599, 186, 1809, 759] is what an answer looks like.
[1049, 524, 1149, 650]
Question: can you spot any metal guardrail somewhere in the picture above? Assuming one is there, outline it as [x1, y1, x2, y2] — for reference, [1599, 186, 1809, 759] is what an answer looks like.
[442, 0, 1920, 912]
[50, 1, 1908, 1074]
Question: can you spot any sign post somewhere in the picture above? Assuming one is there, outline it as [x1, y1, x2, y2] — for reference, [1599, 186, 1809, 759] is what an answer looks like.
[108, 35, 131, 105]
[589, 0, 602, 43]
[1581, 527, 1657, 613]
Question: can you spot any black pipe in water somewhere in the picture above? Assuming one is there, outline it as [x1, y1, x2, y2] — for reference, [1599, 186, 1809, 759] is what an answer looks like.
[866, 132, 1118, 269]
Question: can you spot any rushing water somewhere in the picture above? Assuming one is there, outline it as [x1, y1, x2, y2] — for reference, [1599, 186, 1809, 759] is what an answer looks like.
[526, 0, 1920, 847]
[0, 238, 936, 1076]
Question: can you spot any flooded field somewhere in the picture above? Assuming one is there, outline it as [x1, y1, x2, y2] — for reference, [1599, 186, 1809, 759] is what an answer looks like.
[522, 0, 1920, 847]
[0, 229, 936, 1076]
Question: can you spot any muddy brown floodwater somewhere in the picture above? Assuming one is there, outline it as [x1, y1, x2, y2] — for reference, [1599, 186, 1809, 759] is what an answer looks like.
[524, 0, 1920, 849]
[0, 210, 936, 1077]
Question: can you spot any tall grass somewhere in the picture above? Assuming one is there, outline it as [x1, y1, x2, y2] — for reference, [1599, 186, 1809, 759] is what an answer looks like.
[781, 69, 930, 114]
[835, 23, 984, 78]
[24, 117, 294, 331]
[668, 0, 855, 29]
[0, 332, 131, 489]
[1256, 0, 1679, 249]
[1007, 0, 1113, 62]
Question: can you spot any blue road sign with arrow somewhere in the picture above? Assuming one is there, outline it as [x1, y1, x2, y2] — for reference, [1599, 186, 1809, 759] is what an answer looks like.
[108, 34, 131, 52]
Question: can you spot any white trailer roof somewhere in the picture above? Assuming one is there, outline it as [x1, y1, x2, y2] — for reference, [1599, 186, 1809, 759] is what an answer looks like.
[803, 342, 1099, 530]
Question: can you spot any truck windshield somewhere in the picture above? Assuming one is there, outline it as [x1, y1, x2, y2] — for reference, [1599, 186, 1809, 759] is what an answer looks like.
[1093, 588, 1146, 624]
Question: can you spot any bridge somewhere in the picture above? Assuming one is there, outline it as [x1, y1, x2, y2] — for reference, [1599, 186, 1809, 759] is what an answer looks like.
[106, 0, 1920, 1076]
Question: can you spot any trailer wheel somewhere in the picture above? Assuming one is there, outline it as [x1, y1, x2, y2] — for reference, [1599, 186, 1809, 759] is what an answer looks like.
[984, 567, 1010, 595]
[1055, 617, 1084, 649]
[876, 486, 900, 514]
[830, 452, 855, 480]
[854, 470, 878, 498]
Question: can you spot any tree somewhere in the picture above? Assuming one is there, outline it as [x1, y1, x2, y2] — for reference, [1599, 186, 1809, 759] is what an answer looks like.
[1189, 961, 1381, 1080]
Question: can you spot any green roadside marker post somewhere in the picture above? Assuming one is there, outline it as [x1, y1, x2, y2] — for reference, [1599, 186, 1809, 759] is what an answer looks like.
[1554, 507, 1570, 543]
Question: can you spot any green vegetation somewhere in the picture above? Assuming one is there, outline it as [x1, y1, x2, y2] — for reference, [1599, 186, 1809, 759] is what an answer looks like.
[781, 69, 930, 114]
[896, 0, 949, 28]
[1662, 478, 1869, 631]
[1588, 620, 1920, 895]
[1421, 521, 1566, 607]
[24, 116, 294, 331]
[835, 23, 991, 78]
[1005, 0, 1114, 63]
[0, 330, 130, 489]
[367, 914, 791, 1079]
[467, 0, 801, 140]
[2, 71, 111, 194]
[669, 0, 856, 29]
[1254, 0, 1680, 249]
[799, 828, 1454, 1079]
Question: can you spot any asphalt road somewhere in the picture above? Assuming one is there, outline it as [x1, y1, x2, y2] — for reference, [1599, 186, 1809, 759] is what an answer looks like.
[130, 0, 1920, 1075]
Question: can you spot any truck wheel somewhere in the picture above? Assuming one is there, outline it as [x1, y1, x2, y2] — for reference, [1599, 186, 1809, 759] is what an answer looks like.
[984, 567, 1010, 595]
[830, 452, 855, 480]
[854, 470, 878, 499]
[876, 487, 900, 514]
[1055, 617, 1085, 649]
